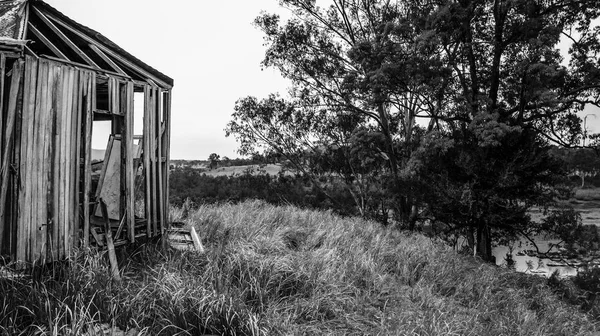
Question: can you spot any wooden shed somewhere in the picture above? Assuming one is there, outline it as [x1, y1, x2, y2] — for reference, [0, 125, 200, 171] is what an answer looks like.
[0, 0, 173, 267]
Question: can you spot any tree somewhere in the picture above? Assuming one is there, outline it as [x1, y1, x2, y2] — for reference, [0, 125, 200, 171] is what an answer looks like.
[227, 0, 600, 261]
[208, 153, 220, 170]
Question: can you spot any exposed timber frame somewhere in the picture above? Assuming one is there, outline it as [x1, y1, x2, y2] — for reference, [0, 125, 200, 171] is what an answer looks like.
[0, 0, 174, 268]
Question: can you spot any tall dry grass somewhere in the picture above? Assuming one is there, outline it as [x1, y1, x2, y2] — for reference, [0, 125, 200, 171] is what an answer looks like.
[1, 200, 598, 335]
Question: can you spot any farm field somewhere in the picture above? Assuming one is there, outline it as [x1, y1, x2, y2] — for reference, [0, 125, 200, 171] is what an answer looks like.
[203, 164, 284, 176]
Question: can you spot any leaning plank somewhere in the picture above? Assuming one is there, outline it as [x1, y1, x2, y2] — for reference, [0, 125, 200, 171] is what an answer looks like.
[99, 199, 121, 281]
[0, 59, 23, 254]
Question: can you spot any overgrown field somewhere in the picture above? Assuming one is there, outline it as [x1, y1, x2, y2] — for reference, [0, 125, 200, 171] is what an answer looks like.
[1, 201, 599, 335]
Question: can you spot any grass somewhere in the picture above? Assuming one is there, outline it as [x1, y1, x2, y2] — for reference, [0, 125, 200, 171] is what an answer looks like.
[1, 200, 599, 335]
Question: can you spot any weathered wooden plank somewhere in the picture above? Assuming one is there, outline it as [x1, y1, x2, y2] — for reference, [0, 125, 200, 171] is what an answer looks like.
[143, 85, 151, 237]
[0, 54, 6, 153]
[55, 65, 69, 260]
[69, 69, 81, 253]
[94, 137, 122, 220]
[33, 60, 49, 263]
[9, 58, 26, 259]
[63, 67, 75, 257]
[73, 70, 84, 248]
[126, 81, 135, 242]
[82, 72, 94, 247]
[0, 55, 9, 251]
[17, 57, 38, 265]
[156, 88, 164, 239]
[149, 87, 157, 237]
[119, 81, 127, 240]
[0, 59, 22, 255]
[99, 199, 120, 281]
[16, 57, 40, 262]
[50, 64, 62, 261]
[40, 63, 56, 262]
[163, 91, 172, 238]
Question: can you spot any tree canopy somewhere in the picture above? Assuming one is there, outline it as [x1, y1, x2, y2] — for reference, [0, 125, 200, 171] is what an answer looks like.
[226, 0, 600, 261]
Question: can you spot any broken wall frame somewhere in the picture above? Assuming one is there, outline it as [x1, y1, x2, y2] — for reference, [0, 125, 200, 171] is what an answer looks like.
[0, 51, 172, 266]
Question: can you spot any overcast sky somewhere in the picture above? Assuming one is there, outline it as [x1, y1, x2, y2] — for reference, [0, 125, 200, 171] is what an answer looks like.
[42, 1, 600, 159]
[44, 0, 290, 160]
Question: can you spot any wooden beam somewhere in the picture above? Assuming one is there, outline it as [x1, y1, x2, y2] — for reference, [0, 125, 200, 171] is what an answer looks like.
[28, 23, 69, 61]
[41, 54, 130, 80]
[0, 59, 23, 253]
[88, 44, 127, 76]
[43, 12, 172, 89]
[82, 72, 94, 248]
[31, 7, 99, 68]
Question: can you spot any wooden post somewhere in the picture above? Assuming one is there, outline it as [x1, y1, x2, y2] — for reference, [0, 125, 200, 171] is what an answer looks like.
[0, 59, 23, 254]
[156, 88, 164, 243]
[143, 85, 152, 237]
[126, 82, 135, 242]
[99, 198, 121, 281]
[82, 72, 93, 248]
[162, 91, 172, 245]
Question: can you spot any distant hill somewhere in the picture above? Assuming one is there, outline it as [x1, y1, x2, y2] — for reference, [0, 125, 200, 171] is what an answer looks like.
[91, 149, 105, 161]
[203, 164, 283, 176]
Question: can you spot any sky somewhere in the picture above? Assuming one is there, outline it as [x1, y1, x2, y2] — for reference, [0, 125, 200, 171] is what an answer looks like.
[42, 1, 600, 159]
[44, 0, 291, 160]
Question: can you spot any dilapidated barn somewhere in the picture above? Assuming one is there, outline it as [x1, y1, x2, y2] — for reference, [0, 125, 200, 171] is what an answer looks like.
[0, 0, 173, 267]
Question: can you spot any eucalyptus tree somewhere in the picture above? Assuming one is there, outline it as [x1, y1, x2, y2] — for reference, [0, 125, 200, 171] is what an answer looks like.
[227, 0, 600, 261]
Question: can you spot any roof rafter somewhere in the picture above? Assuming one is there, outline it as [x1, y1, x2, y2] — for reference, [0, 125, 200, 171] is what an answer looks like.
[42, 10, 172, 89]
[31, 6, 99, 68]
[28, 22, 68, 60]
[88, 44, 127, 76]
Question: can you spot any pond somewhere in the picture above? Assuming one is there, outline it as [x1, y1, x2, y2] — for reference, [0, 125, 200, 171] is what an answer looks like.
[492, 202, 600, 277]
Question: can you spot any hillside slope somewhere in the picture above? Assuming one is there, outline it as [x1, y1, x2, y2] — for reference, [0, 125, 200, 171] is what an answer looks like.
[1, 201, 598, 335]
[173, 201, 599, 335]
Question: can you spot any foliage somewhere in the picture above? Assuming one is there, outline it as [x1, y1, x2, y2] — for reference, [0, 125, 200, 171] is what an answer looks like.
[169, 167, 358, 217]
[226, 0, 600, 261]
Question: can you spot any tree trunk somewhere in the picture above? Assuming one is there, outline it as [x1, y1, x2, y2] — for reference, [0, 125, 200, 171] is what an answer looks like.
[476, 222, 494, 263]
